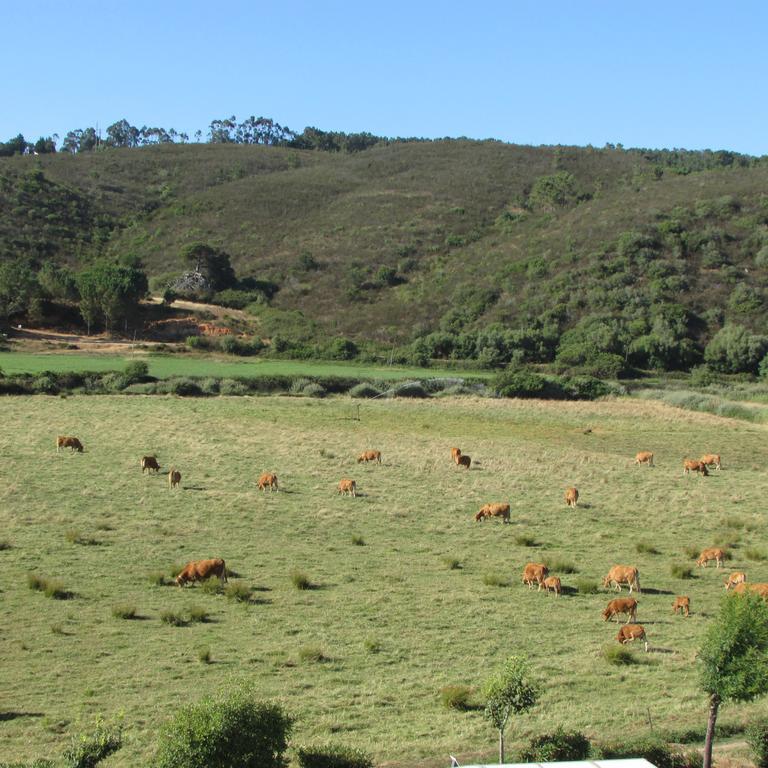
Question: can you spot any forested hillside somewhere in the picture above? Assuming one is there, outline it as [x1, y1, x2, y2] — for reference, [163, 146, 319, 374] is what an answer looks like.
[2, 137, 768, 375]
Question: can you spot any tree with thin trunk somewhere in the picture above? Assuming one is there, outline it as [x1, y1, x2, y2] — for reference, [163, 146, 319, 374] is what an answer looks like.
[483, 655, 538, 764]
[699, 592, 768, 768]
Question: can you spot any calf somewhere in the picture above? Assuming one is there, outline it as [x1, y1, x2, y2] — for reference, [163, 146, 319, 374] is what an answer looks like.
[522, 562, 548, 589]
[564, 487, 579, 508]
[724, 572, 746, 591]
[602, 597, 638, 624]
[175, 558, 227, 586]
[617, 623, 648, 652]
[697, 547, 725, 568]
[338, 478, 357, 497]
[168, 468, 181, 489]
[603, 565, 641, 594]
[733, 583, 768, 600]
[683, 459, 709, 476]
[635, 451, 654, 466]
[56, 436, 83, 453]
[474, 503, 511, 524]
[258, 472, 278, 492]
[542, 575, 561, 596]
[357, 450, 382, 464]
[700, 453, 722, 471]
[141, 456, 160, 473]
[457, 454, 471, 470]
[672, 596, 690, 617]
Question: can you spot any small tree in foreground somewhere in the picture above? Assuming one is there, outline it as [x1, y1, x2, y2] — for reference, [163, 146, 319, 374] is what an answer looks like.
[155, 687, 292, 768]
[483, 655, 539, 764]
[699, 593, 768, 768]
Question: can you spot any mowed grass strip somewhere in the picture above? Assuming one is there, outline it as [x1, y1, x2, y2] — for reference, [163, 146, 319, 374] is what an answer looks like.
[1, 395, 768, 765]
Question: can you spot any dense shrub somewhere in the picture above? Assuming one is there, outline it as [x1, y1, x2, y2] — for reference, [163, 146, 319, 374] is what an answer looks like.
[296, 745, 373, 768]
[520, 727, 591, 761]
[99, 372, 130, 392]
[598, 736, 697, 768]
[391, 381, 428, 398]
[154, 689, 292, 768]
[747, 722, 768, 768]
[124, 360, 149, 383]
[62, 720, 122, 768]
[560, 375, 612, 399]
[168, 378, 203, 397]
[349, 382, 381, 398]
[493, 369, 547, 398]
[704, 324, 767, 374]
[301, 382, 327, 398]
[219, 378, 249, 395]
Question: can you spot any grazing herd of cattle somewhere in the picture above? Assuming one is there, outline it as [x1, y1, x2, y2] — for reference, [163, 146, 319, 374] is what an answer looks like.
[55, 433, 754, 655]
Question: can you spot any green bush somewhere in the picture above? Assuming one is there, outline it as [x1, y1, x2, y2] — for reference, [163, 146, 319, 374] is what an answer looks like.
[302, 382, 327, 398]
[602, 645, 637, 665]
[296, 744, 373, 768]
[168, 378, 203, 397]
[747, 722, 768, 768]
[62, 720, 122, 768]
[291, 570, 313, 590]
[520, 727, 591, 761]
[100, 372, 130, 392]
[154, 689, 292, 768]
[560, 375, 612, 400]
[597, 736, 696, 768]
[392, 381, 428, 398]
[349, 382, 381, 398]
[704, 324, 767, 374]
[671, 564, 694, 579]
[576, 578, 600, 594]
[219, 378, 249, 396]
[493, 369, 547, 398]
[439, 685, 474, 711]
[124, 360, 149, 382]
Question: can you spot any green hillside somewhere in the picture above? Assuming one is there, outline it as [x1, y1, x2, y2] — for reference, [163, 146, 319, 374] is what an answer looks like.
[2, 140, 768, 372]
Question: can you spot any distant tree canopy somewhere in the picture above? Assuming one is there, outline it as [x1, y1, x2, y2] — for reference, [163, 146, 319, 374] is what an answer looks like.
[180, 243, 237, 292]
[75, 262, 148, 333]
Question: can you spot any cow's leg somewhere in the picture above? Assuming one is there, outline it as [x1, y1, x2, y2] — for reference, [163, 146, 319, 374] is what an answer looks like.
[644, 640, 649, 652]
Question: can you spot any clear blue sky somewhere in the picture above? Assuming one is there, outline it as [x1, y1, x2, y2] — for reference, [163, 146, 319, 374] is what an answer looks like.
[3, 0, 766, 154]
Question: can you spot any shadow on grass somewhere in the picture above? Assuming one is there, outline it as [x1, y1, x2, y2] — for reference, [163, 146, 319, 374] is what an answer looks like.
[0, 711, 44, 721]
[183, 486, 206, 492]
[642, 587, 675, 595]
[648, 646, 676, 654]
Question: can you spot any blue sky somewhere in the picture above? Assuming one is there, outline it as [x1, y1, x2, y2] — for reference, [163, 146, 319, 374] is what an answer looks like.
[3, 0, 766, 154]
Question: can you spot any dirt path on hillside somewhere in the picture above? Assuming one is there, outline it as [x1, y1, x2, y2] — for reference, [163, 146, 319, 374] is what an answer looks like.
[147, 296, 249, 321]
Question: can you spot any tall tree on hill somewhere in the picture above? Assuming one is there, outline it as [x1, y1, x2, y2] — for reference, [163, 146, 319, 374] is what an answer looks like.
[699, 593, 768, 768]
[180, 243, 237, 291]
[76, 262, 148, 334]
[0, 134, 30, 157]
[106, 119, 140, 148]
[0, 259, 39, 323]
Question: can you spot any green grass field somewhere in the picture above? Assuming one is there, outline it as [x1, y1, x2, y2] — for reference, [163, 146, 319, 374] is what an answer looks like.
[2, 394, 768, 766]
[0, 351, 489, 381]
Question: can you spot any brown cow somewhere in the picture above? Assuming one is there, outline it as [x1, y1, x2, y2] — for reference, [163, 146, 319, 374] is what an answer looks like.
[175, 558, 227, 587]
[522, 562, 549, 589]
[672, 596, 691, 617]
[700, 453, 722, 471]
[451, 447, 462, 464]
[542, 575, 561, 596]
[697, 547, 725, 568]
[603, 565, 641, 594]
[602, 597, 638, 624]
[357, 450, 382, 464]
[725, 572, 746, 591]
[617, 623, 648, 652]
[565, 487, 579, 508]
[258, 472, 278, 492]
[683, 459, 709, 476]
[635, 451, 654, 466]
[733, 583, 768, 600]
[141, 456, 160, 473]
[56, 436, 83, 453]
[475, 503, 511, 524]
[168, 468, 182, 489]
[338, 478, 357, 497]
[457, 454, 471, 470]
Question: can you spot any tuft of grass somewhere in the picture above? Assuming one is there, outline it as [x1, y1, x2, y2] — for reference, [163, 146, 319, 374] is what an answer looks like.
[200, 578, 225, 595]
[0, 540, 11, 551]
[746, 548, 768, 562]
[671, 564, 695, 579]
[351, 535, 366, 546]
[111, 604, 137, 620]
[544, 558, 578, 574]
[443, 556, 462, 570]
[364, 637, 382, 654]
[225, 582, 253, 603]
[515, 534, 539, 547]
[636, 541, 660, 555]
[27, 573, 46, 592]
[65, 529, 99, 546]
[684, 545, 701, 560]
[51, 624, 66, 635]
[602, 644, 638, 665]
[291, 569, 314, 590]
[198, 647, 212, 664]
[28, 573, 71, 599]
[483, 572, 510, 587]
[576, 578, 600, 594]
[169, 563, 185, 578]
[440, 685, 475, 711]
[160, 610, 188, 627]
[188, 606, 210, 623]
[148, 571, 171, 587]
[298, 645, 328, 663]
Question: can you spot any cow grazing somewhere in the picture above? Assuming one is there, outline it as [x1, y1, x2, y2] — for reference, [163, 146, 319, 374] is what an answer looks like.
[602, 597, 638, 624]
[603, 565, 641, 594]
[700, 453, 722, 471]
[258, 472, 278, 492]
[617, 623, 648, 652]
[338, 478, 357, 497]
[635, 451, 654, 466]
[56, 436, 83, 453]
[175, 558, 227, 587]
[565, 487, 579, 508]
[683, 459, 709, 476]
[672, 596, 691, 617]
[475, 503, 511, 524]
[451, 447, 462, 464]
[733, 583, 768, 600]
[542, 575, 561, 596]
[457, 454, 471, 470]
[697, 547, 725, 568]
[522, 562, 549, 589]
[725, 572, 747, 590]
[168, 468, 182, 489]
[357, 450, 382, 464]
[141, 456, 160, 473]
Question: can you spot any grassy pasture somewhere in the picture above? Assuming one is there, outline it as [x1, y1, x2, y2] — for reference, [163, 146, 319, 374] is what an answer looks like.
[0, 351, 488, 381]
[2, 395, 768, 765]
